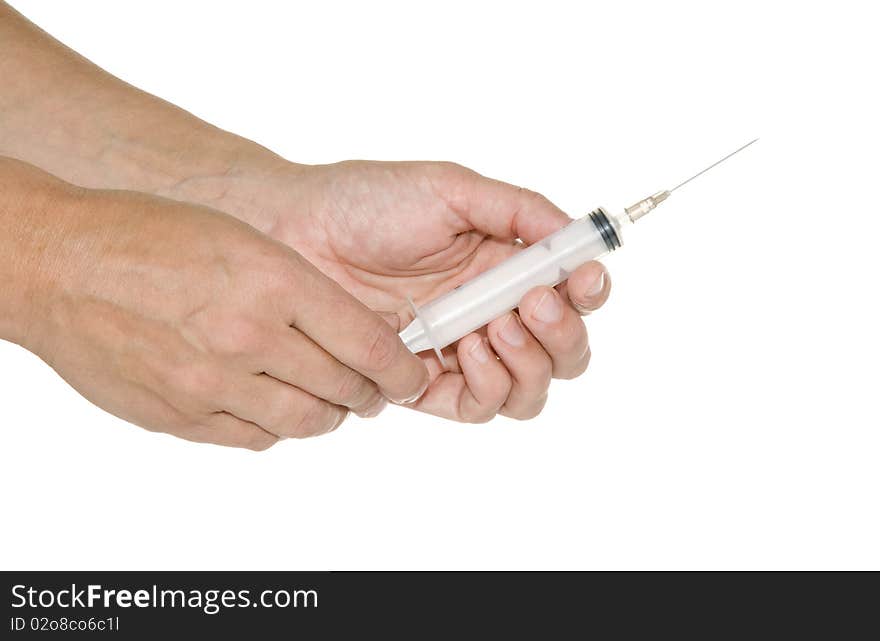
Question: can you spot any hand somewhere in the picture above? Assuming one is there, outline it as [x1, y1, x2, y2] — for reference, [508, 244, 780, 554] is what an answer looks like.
[0, 6, 605, 426]
[1, 158, 428, 449]
[226, 161, 611, 423]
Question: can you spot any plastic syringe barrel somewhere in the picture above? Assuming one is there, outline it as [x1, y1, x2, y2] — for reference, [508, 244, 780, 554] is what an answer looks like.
[401, 208, 622, 354]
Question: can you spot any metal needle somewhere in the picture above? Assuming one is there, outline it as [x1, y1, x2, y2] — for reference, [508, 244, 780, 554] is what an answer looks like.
[670, 138, 759, 193]
[623, 138, 758, 222]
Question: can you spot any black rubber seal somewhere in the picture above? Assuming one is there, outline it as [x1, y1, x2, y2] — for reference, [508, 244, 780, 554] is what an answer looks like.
[589, 208, 621, 252]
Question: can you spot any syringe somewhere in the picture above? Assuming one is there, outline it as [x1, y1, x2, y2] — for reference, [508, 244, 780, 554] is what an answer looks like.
[399, 139, 758, 360]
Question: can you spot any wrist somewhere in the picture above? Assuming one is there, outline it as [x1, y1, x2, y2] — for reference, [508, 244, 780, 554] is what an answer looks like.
[150, 129, 312, 233]
[1, 41, 307, 235]
[1, 3, 312, 237]
[37, 98, 311, 235]
[0, 159, 77, 349]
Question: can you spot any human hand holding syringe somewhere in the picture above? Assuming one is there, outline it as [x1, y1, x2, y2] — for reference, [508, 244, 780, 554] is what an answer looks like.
[399, 139, 759, 363]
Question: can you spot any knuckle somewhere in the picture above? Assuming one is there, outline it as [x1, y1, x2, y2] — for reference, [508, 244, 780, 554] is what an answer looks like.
[505, 394, 549, 421]
[334, 367, 373, 405]
[213, 317, 266, 355]
[461, 400, 500, 424]
[262, 406, 288, 434]
[463, 380, 514, 423]
[518, 186, 550, 205]
[263, 395, 300, 434]
[434, 160, 469, 176]
[291, 399, 337, 438]
[466, 409, 496, 424]
[173, 363, 223, 400]
[362, 323, 400, 371]
[260, 254, 307, 299]
[519, 407, 544, 421]
[275, 255, 308, 286]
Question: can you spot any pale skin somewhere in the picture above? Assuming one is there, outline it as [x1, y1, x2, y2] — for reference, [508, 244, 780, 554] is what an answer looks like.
[0, 3, 610, 447]
[0, 157, 428, 449]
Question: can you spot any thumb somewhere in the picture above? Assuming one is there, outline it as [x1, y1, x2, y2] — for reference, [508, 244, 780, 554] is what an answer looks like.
[460, 173, 573, 245]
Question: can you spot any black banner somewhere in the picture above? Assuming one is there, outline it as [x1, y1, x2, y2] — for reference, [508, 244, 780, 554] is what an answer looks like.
[1, 571, 876, 637]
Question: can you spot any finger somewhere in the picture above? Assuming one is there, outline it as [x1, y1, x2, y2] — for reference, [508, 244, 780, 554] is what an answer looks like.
[410, 333, 512, 423]
[284, 257, 429, 405]
[519, 286, 591, 380]
[182, 413, 279, 452]
[262, 326, 387, 418]
[456, 172, 573, 244]
[486, 312, 553, 420]
[224, 373, 347, 439]
[558, 261, 611, 315]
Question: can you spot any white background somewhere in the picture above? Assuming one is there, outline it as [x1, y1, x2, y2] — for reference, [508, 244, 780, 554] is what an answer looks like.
[1, 0, 878, 570]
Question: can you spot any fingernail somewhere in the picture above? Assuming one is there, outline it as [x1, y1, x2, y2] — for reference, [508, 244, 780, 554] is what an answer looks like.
[498, 314, 526, 347]
[358, 396, 388, 418]
[585, 272, 605, 298]
[533, 290, 563, 323]
[387, 377, 429, 406]
[469, 336, 491, 364]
